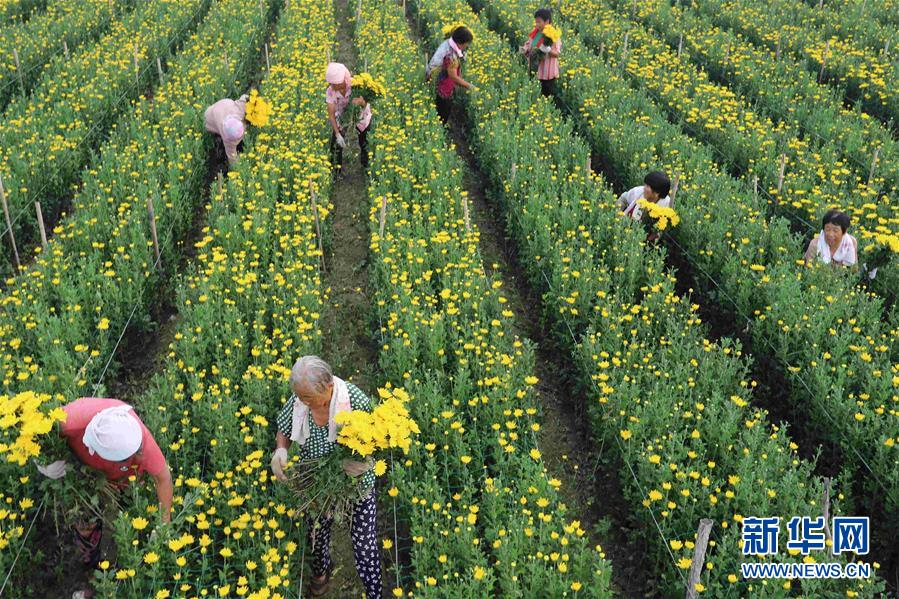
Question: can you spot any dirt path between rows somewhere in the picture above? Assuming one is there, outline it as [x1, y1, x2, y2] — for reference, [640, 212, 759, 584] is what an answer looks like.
[438, 101, 658, 597]
[311, 0, 382, 595]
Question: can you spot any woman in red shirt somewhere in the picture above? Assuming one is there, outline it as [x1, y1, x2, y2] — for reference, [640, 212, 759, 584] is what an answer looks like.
[37, 398, 172, 566]
[428, 26, 476, 123]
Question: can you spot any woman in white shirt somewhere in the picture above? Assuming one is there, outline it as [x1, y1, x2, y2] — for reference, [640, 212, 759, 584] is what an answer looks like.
[618, 171, 671, 221]
[803, 209, 858, 269]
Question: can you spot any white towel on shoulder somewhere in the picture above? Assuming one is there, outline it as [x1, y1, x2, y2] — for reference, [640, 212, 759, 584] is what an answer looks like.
[815, 231, 857, 266]
[290, 376, 352, 446]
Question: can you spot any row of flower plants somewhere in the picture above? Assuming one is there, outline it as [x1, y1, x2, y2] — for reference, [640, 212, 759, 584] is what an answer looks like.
[842, 0, 899, 29]
[817, 0, 899, 41]
[0, 0, 209, 276]
[0, 0, 43, 24]
[0, 0, 130, 109]
[0, 0, 272, 586]
[83, 1, 342, 595]
[496, 0, 899, 518]
[742, 0, 896, 57]
[688, 0, 899, 128]
[557, 0, 899, 256]
[602, 0, 899, 303]
[614, 0, 898, 207]
[357, 0, 613, 596]
[415, 0, 887, 596]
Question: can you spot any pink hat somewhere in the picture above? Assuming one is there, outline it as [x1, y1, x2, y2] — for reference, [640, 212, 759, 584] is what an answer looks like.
[222, 114, 245, 142]
[325, 62, 352, 87]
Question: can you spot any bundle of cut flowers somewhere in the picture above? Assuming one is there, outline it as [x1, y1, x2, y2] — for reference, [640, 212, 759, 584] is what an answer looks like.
[286, 387, 419, 524]
[351, 72, 387, 103]
[245, 88, 272, 127]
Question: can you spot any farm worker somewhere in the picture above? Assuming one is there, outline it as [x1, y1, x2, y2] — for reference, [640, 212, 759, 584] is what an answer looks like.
[326, 62, 372, 176]
[618, 171, 672, 221]
[520, 8, 562, 97]
[803, 209, 858, 268]
[35, 398, 172, 566]
[427, 25, 476, 123]
[270, 356, 382, 599]
[204, 94, 248, 167]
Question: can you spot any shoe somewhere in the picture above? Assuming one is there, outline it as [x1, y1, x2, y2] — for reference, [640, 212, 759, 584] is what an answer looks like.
[73, 523, 102, 568]
[309, 569, 333, 597]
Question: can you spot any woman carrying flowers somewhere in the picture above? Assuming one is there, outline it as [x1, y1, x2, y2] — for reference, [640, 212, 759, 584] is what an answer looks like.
[427, 25, 476, 122]
[270, 356, 382, 598]
[325, 62, 372, 176]
[618, 171, 677, 242]
[803, 209, 858, 269]
[618, 171, 672, 220]
[520, 8, 562, 97]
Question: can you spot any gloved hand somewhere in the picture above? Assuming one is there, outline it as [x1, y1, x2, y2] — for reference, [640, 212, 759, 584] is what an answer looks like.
[341, 458, 372, 477]
[469, 85, 479, 94]
[270, 448, 289, 481]
[36, 460, 67, 480]
[540, 44, 552, 54]
[335, 133, 347, 149]
[238, 93, 249, 103]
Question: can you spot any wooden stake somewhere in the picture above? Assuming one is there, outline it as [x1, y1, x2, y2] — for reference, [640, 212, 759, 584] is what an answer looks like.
[264, 43, 271, 75]
[586, 156, 592, 173]
[867, 147, 880, 185]
[670, 173, 681, 205]
[133, 44, 139, 84]
[884, 39, 890, 59]
[12, 49, 23, 94]
[677, 33, 683, 58]
[216, 172, 224, 196]
[379, 195, 388, 238]
[821, 478, 833, 544]
[0, 173, 19, 270]
[775, 34, 781, 62]
[621, 32, 630, 64]
[156, 57, 164, 84]
[327, 48, 331, 64]
[511, 163, 517, 184]
[685, 519, 714, 599]
[259, 0, 264, 18]
[599, 42, 605, 59]
[309, 183, 325, 270]
[752, 174, 758, 201]
[461, 194, 470, 234]
[146, 198, 161, 270]
[777, 154, 786, 193]
[818, 40, 830, 83]
[63, 40, 69, 60]
[223, 50, 230, 70]
[35, 201, 47, 251]
[817, 0, 823, 8]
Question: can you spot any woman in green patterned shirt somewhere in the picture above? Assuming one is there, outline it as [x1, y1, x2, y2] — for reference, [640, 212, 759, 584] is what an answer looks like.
[270, 355, 381, 598]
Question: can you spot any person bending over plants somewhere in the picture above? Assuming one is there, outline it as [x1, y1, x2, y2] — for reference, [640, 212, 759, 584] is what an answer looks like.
[427, 24, 476, 123]
[35, 398, 173, 572]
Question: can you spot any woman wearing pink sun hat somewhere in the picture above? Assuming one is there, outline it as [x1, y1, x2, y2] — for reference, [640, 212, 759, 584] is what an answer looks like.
[204, 93, 249, 168]
[325, 62, 371, 177]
